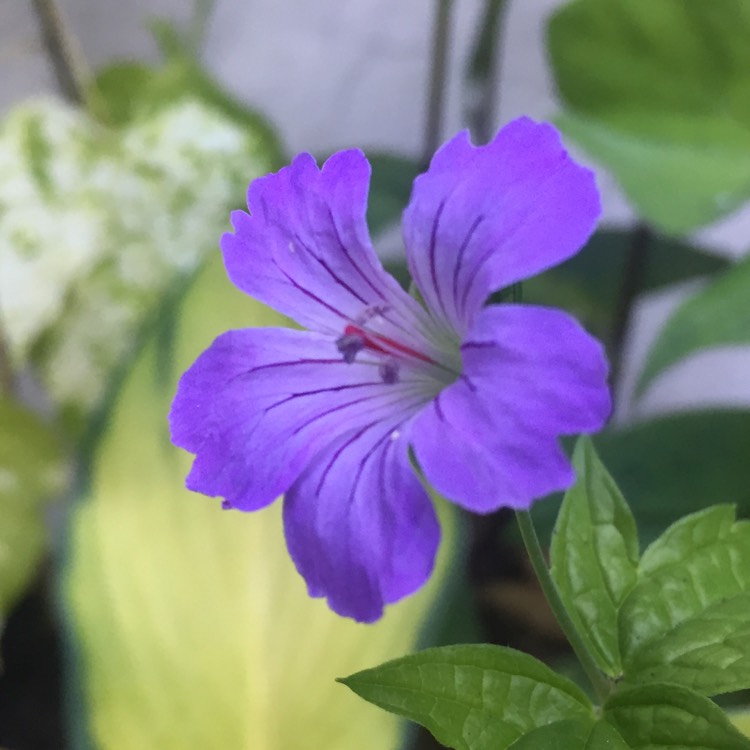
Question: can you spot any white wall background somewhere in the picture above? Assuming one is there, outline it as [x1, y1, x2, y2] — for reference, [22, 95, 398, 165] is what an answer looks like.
[2, 0, 749, 419]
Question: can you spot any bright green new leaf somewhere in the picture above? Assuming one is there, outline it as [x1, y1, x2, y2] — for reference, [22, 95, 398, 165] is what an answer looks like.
[636, 255, 750, 397]
[508, 718, 629, 749]
[605, 683, 750, 749]
[340, 644, 593, 750]
[550, 437, 639, 677]
[548, 0, 750, 233]
[64, 256, 456, 750]
[0, 398, 64, 620]
[620, 506, 750, 696]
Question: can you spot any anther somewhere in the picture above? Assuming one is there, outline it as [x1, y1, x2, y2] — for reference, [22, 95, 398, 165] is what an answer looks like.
[336, 332, 365, 363]
[379, 359, 399, 384]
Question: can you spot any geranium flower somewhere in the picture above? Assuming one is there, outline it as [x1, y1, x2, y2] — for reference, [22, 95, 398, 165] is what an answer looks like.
[169, 117, 610, 622]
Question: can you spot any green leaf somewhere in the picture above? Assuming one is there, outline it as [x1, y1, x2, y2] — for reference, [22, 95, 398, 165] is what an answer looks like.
[525, 230, 728, 345]
[339, 644, 593, 750]
[0, 398, 64, 619]
[63, 255, 457, 749]
[89, 62, 155, 126]
[605, 683, 750, 749]
[731, 711, 750, 738]
[366, 154, 421, 236]
[620, 506, 750, 696]
[550, 437, 639, 677]
[508, 718, 629, 749]
[636, 255, 750, 396]
[548, 0, 750, 233]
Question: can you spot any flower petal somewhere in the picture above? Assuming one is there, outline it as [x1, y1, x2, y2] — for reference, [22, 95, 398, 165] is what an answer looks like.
[169, 327, 431, 511]
[222, 149, 425, 337]
[283, 423, 439, 622]
[410, 304, 611, 511]
[402, 118, 600, 335]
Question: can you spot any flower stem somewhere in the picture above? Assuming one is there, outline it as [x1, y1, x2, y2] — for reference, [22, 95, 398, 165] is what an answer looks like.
[465, 0, 510, 144]
[515, 510, 612, 703]
[422, 0, 454, 167]
[609, 222, 652, 393]
[31, 0, 90, 105]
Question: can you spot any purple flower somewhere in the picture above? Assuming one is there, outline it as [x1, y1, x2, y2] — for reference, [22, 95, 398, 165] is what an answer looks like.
[169, 117, 611, 622]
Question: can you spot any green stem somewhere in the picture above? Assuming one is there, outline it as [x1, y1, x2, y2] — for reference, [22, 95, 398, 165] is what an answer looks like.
[515, 510, 612, 703]
[422, 0, 454, 167]
[465, 0, 510, 144]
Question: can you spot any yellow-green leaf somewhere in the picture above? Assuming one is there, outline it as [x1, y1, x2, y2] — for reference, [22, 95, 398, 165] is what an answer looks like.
[63, 256, 456, 749]
[0, 397, 65, 620]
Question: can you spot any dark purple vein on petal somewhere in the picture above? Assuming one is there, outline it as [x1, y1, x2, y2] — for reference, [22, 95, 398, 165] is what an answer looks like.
[428, 199, 449, 320]
[273, 260, 349, 321]
[326, 206, 388, 301]
[293, 233, 370, 306]
[290, 386, 428, 437]
[234, 358, 344, 381]
[265, 381, 391, 412]
[348, 427, 395, 504]
[451, 214, 484, 320]
[457, 208, 530, 318]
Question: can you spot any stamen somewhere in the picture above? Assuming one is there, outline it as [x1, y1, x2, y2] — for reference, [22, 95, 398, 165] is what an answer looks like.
[336, 332, 365, 363]
[342, 324, 439, 366]
[379, 359, 399, 384]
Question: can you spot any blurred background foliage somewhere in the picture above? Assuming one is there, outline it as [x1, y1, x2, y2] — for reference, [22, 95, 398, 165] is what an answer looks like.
[1, 0, 749, 747]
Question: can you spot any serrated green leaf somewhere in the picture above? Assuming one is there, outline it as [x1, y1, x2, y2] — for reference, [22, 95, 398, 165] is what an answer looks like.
[63, 255, 456, 749]
[550, 437, 639, 677]
[0, 398, 65, 618]
[548, 0, 750, 233]
[620, 506, 750, 696]
[340, 644, 593, 750]
[508, 718, 629, 749]
[605, 683, 750, 749]
[636, 256, 750, 397]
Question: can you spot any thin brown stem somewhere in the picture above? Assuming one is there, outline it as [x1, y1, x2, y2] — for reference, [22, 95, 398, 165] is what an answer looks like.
[30, 0, 90, 105]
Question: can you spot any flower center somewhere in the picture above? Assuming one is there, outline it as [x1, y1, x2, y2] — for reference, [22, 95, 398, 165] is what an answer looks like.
[335, 322, 460, 386]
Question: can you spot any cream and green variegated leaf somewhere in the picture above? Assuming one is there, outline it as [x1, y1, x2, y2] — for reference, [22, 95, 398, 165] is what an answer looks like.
[0, 397, 65, 626]
[63, 256, 457, 749]
[0, 94, 277, 432]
